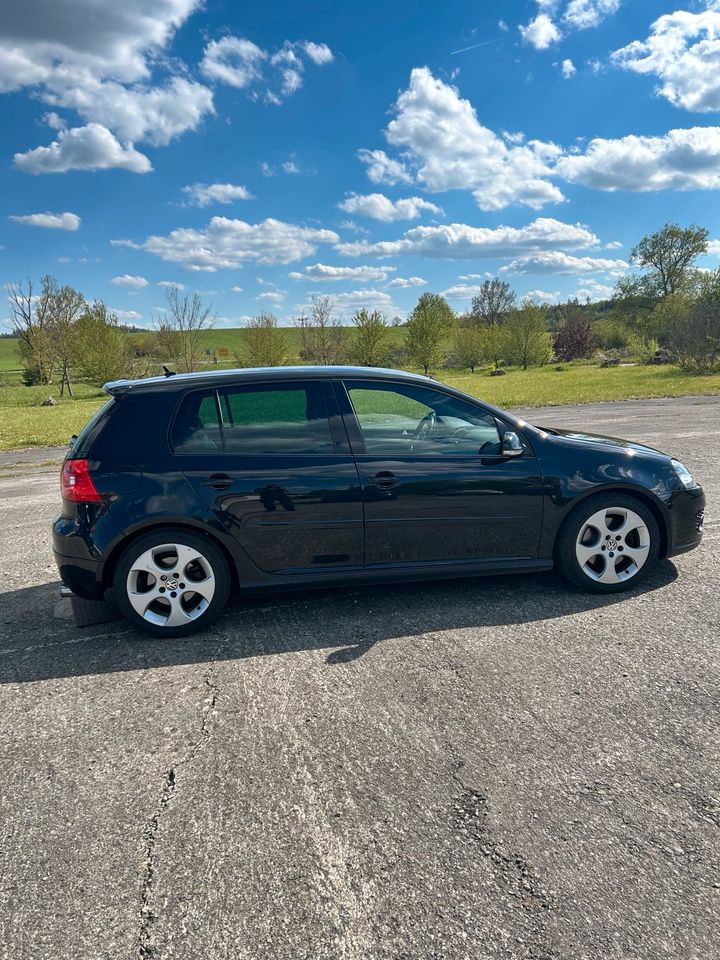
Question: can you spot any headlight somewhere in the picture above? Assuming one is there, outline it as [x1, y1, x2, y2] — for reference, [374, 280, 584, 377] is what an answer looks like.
[671, 459, 697, 490]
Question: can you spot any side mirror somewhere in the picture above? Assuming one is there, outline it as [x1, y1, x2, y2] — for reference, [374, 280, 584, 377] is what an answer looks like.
[501, 431, 524, 457]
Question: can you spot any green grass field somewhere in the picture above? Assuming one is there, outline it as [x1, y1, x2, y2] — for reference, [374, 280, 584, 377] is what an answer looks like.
[1, 334, 719, 449]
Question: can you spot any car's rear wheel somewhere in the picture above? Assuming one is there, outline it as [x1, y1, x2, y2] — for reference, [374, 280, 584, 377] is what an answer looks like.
[555, 494, 660, 593]
[113, 528, 230, 636]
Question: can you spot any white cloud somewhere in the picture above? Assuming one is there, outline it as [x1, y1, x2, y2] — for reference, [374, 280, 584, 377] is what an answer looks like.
[0, 2, 213, 162]
[368, 67, 564, 211]
[302, 42, 334, 65]
[441, 284, 486, 300]
[112, 274, 148, 287]
[458, 273, 484, 280]
[520, 14, 562, 50]
[42, 76, 214, 147]
[563, 0, 620, 31]
[257, 291, 285, 302]
[611, 8, 720, 113]
[112, 309, 143, 321]
[605, 240, 623, 249]
[339, 220, 370, 235]
[573, 278, 615, 299]
[200, 36, 334, 103]
[387, 276, 427, 288]
[282, 159, 300, 174]
[181, 182, 252, 206]
[9, 211, 80, 230]
[358, 148, 413, 185]
[501, 251, 628, 275]
[556, 126, 720, 192]
[14, 123, 151, 174]
[125, 217, 339, 271]
[158, 280, 185, 289]
[338, 192, 443, 222]
[337, 217, 598, 260]
[295, 289, 398, 316]
[231, 285, 244, 292]
[526, 289, 561, 302]
[0, 0, 200, 91]
[706, 239, 720, 256]
[560, 58, 576, 79]
[289, 263, 396, 282]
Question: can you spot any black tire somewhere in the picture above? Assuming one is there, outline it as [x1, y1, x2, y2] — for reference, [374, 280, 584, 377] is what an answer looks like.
[112, 527, 230, 637]
[555, 493, 661, 593]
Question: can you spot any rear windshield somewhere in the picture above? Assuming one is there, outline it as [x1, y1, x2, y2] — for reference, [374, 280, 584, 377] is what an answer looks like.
[69, 398, 116, 457]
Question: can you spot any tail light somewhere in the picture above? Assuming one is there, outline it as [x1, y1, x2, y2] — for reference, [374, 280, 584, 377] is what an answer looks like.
[61, 458, 102, 503]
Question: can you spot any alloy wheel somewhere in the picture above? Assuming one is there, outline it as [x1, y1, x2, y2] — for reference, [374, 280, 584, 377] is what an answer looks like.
[575, 506, 651, 585]
[126, 542, 216, 628]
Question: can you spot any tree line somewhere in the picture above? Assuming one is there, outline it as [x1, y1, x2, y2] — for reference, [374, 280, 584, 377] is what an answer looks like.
[8, 222, 720, 389]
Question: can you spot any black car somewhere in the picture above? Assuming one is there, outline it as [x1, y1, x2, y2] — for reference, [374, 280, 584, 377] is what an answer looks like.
[53, 366, 705, 636]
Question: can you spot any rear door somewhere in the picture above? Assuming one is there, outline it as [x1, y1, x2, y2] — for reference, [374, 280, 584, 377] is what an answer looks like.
[336, 378, 544, 567]
[172, 379, 364, 576]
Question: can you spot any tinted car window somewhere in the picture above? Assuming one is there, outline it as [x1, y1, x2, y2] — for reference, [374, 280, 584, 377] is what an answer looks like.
[345, 381, 501, 456]
[171, 390, 223, 453]
[219, 382, 335, 454]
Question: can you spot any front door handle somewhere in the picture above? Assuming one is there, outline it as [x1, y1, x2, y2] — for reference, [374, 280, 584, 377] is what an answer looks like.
[203, 473, 233, 490]
[369, 471, 398, 489]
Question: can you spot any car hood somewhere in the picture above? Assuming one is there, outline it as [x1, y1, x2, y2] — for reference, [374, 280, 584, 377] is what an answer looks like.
[542, 426, 668, 460]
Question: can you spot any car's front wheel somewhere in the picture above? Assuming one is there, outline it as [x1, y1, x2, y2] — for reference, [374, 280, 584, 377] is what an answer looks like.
[113, 528, 230, 636]
[555, 494, 660, 593]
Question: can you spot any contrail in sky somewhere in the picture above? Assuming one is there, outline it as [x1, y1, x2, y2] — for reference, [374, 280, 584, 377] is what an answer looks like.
[451, 38, 502, 55]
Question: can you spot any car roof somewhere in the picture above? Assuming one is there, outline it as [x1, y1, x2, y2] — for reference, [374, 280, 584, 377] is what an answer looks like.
[103, 365, 435, 396]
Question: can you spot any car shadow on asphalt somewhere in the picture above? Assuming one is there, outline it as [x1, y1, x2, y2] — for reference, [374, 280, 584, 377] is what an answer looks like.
[0, 561, 679, 685]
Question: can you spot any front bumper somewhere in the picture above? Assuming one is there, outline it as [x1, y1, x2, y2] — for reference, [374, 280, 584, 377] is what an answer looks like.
[666, 486, 705, 558]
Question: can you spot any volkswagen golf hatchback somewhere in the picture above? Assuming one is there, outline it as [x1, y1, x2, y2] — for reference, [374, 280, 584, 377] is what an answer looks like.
[53, 366, 705, 636]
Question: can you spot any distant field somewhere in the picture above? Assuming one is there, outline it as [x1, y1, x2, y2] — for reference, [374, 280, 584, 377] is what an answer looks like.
[0, 338, 21, 372]
[1, 340, 719, 449]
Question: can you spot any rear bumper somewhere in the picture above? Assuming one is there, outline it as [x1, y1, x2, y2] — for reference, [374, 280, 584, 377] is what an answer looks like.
[53, 548, 105, 599]
[666, 486, 705, 558]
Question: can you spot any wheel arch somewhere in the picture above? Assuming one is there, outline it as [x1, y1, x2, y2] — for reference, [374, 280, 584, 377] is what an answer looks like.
[556, 485, 669, 559]
[101, 519, 240, 594]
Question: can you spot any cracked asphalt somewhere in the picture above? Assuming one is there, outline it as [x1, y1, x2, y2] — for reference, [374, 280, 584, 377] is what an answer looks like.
[0, 396, 718, 960]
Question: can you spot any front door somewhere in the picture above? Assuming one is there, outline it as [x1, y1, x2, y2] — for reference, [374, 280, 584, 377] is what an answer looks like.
[336, 378, 543, 567]
[172, 379, 364, 575]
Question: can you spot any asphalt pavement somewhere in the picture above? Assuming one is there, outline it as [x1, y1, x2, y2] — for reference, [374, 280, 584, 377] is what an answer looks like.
[0, 396, 718, 960]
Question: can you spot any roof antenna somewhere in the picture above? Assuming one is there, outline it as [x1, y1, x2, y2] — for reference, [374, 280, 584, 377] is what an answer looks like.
[162, 365, 177, 378]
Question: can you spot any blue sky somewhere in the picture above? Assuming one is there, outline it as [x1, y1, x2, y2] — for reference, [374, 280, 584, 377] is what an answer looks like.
[2, 0, 720, 328]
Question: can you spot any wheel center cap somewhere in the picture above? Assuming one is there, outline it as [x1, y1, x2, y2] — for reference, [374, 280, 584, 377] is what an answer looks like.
[166, 577, 179, 590]
[607, 538, 618, 551]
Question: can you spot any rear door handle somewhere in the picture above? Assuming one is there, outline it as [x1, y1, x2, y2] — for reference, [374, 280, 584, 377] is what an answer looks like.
[203, 473, 233, 490]
[369, 471, 398, 489]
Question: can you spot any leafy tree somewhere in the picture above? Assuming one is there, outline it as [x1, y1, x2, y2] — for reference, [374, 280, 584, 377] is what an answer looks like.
[554, 316, 595, 361]
[470, 278, 515, 368]
[453, 316, 486, 372]
[405, 292, 455, 374]
[348, 309, 392, 366]
[668, 269, 720, 373]
[51, 280, 86, 395]
[297, 296, 346, 364]
[72, 302, 129, 385]
[236, 313, 288, 367]
[503, 304, 552, 369]
[631, 223, 709, 298]
[159, 287, 215, 373]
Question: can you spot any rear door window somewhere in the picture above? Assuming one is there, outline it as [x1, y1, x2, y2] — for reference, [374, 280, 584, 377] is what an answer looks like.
[218, 382, 334, 454]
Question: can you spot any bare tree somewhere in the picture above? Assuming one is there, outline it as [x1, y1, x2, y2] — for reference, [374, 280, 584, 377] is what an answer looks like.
[296, 296, 346, 364]
[8, 275, 84, 390]
[159, 287, 215, 372]
[471, 278, 516, 369]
